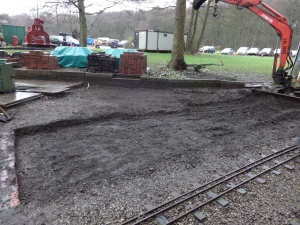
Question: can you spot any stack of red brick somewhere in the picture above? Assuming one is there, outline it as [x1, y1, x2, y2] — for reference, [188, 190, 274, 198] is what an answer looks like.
[23, 50, 60, 70]
[119, 52, 147, 76]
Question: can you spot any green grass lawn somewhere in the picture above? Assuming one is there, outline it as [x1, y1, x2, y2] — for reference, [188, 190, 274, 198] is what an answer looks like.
[89, 48, 276, 78]
[3, 48, 277, 79]
[144, 52, 275, 77]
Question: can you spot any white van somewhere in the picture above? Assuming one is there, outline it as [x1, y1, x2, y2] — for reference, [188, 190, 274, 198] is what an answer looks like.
[97, 37, 110, 44]
[236, 47, 250, 55]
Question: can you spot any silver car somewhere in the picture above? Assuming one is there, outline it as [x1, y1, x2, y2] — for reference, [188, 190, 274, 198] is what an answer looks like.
[247, 47, 260, 56]
[199, 46, 216, 53]
[221, 48, 234, 55]
[259, 48, 274, 57]
[236, 47, 250, 55]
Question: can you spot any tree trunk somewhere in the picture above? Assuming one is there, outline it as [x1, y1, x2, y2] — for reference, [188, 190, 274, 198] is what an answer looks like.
[78, 0, 87, 47]
[185, 9, 196, 53]
[168, 0, 187, 70]
[192, 0, 212, 54]
[190, 10, 199, 51]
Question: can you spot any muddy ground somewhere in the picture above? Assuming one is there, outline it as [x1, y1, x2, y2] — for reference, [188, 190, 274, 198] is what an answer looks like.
[0, 69, 300, 225]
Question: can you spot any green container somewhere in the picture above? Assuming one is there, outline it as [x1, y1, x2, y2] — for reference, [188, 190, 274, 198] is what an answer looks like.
[0, 63, 15, 93]
[1, 24, 26, 45]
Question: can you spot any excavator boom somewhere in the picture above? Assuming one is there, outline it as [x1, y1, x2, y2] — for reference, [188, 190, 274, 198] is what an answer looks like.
[193, 0, 294, 87]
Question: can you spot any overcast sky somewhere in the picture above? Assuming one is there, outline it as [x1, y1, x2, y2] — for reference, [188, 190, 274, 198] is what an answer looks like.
[0, 0, 36, 15]
[0, 0, 179, 16]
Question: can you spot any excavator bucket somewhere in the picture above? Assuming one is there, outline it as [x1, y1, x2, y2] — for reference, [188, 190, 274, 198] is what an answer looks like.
[193, 0, 208, 10]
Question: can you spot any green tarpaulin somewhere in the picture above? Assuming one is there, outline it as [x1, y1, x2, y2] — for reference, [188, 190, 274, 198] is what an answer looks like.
[50, 47, 92, 68]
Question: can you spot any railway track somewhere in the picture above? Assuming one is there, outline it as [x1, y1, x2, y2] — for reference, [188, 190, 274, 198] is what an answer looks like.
[121, 145, 300, 225]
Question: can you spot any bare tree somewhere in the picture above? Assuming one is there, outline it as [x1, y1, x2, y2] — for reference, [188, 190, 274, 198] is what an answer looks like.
[5, 0, 298, 49]
[168, 0, 187, 70]
[192, 0, 212, 54]
[44, 0, 121, 46]
[185, 8, 196, 53]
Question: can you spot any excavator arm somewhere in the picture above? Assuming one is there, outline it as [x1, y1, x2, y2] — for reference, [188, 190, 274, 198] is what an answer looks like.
[193, 0, 294, 87]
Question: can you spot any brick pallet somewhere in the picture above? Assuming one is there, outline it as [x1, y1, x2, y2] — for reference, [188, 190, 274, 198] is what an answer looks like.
[6, 52, 26, 68]
[23, 50, 60, 70]
[6, 58, 23, 68]
[0, 50, 10, 58]
[119, 52, 147, 77]
[87, 52, 117, 73]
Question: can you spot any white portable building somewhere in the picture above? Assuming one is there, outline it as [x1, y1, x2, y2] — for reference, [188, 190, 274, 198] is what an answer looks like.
[134, 30, 187, 52]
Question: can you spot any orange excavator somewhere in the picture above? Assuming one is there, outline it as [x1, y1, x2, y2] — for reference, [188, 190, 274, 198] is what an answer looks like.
[193, 0, 299, 93]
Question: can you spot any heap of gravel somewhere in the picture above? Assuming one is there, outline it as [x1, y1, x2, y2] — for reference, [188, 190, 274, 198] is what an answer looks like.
[145, 66, 272, 83]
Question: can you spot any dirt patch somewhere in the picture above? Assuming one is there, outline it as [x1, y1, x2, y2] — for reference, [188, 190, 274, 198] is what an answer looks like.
[0, 74, 299, 224]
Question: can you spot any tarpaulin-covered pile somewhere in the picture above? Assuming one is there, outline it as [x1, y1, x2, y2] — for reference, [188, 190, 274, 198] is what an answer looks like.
[50, 47, 92, 68]
[104, 48, 138, 58]
[104, 48, 138, 67]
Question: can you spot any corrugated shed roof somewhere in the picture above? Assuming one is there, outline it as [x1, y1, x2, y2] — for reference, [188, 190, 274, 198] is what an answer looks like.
[0, 20, 8, 24]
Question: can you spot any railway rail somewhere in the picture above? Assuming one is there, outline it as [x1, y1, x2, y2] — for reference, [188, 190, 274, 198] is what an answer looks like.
[121, 145, 300, 225]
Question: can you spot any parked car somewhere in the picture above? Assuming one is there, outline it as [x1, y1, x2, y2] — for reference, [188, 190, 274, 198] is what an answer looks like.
[86, 36, 94, 45]
[259, 48, 274, 57]
[247, 47, 260, 56]
[118, 40, 129, 47]
[49, 35, 63, 46]
[236, 47, 249, 55]
[97, 37, 110, 45]
[291, 50, 297, 57]
[274, 49, 281, 55]
[199, 46, 215, 53]
[66, 36, 79, 46]
[221, 48, 234, 55]
[108, 39, 120, 48]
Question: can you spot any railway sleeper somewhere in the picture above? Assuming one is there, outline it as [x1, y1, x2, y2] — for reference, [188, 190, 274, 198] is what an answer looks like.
[226, 182, 247, 195]
[206, 191, 229, 206]
[246, 172, 266, 183]
[170, 190, 206, 223]
[262, 165, 281, 175]
[274, 160, 294, 170]
[143, 203, 168, 225]
[291, 219, 300, 225]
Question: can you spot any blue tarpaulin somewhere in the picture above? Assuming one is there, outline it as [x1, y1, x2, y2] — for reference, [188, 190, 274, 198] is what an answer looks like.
[104, 48, 138, 58]
[104, 49, 138, 67]
[50, 47, 92, 68]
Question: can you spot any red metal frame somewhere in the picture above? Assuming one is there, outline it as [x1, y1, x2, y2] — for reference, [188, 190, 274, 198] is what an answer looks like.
[23, 18, 52, 46]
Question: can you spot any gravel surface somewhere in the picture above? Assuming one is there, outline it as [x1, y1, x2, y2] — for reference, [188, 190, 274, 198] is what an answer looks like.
[146, 66, 271, 83]
[0, 68, 299, 225]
